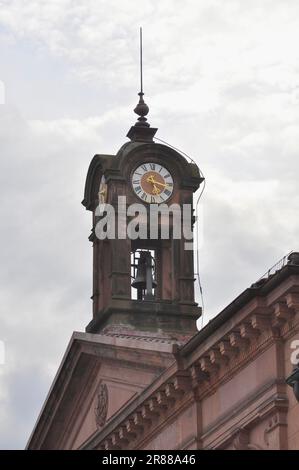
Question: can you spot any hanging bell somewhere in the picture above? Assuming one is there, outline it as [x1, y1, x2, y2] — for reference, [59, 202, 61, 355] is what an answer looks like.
[131, 251, 157, 299]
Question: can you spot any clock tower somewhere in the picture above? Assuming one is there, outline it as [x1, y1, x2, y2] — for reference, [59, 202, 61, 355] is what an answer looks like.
[82, 90, 204, 341]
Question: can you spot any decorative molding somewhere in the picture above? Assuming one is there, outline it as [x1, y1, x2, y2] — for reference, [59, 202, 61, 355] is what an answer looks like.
[231, 428, 264, 450]
[98, 331, 183, 346]
[95, 381, 109, 428]
[91, 374, 192, 450]
[263, 408, 288, 448]
[83, 290, 299, 450]
[232, 428, 249, 450]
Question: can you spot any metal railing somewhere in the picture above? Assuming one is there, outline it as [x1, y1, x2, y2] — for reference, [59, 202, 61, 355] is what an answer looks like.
[256, 251, 293, 283]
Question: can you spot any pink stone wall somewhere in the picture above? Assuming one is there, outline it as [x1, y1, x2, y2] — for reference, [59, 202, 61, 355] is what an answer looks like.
[68, 360, 161, 449]
[143, 403, 200, 450]
[285, 333, 299, 449]
[138, 342, 296, 450]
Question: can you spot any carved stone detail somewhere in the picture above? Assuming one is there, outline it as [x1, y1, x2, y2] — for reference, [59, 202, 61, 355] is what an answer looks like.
[90, 288, 298, 450]
[95, 381, 108, 428]
[232, 428, 264, 450]
[232, 428, 250, 450]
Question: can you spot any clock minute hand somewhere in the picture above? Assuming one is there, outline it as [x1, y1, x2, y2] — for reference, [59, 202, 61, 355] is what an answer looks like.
[147, 177, 170, 188]
[146, 176, 161, 195]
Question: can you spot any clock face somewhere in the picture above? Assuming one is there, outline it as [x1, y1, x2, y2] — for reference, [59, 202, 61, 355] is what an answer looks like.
[131, 163, 174, 203]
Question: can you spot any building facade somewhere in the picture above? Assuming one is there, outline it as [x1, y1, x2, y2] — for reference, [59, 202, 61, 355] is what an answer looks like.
[27, 92, 299, 450]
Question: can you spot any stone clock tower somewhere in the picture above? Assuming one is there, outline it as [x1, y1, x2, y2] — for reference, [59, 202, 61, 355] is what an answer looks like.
[82, 91, 204, 341]
[27, 79, 299, 452]
[27, 89, 208, 450]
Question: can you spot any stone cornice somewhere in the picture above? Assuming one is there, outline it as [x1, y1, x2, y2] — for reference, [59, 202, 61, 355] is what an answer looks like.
[80, 371, 191, 450]
[26, 331, 177, 450]
[26, 335, 82, 449]
[181, 267, 299, 359]
[200, 380, 288, 446]
[80, 279, 299, 450]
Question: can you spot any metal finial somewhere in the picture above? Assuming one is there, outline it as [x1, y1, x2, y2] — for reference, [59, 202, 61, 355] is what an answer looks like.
[140, 27, 143, 94]
[133, 27, 150, 127]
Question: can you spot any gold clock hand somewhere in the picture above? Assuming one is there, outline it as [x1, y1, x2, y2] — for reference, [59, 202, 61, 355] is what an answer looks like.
[146, 176, 161, 194]
[146, 177, 171, 189]
[153, 181, 170, 188]
[152, 184, 161, 195]
[146, 175, 155, 184]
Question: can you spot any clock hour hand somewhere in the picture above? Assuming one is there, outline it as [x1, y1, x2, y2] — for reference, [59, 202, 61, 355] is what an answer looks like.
[152, 184, 161, 195]
[146, 175, 162, 194]
[146, 176, 170, 189]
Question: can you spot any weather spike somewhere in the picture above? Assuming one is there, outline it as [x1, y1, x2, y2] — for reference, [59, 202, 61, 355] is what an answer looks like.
[133, 27, 150, 128]
[140, 26, 143, 94]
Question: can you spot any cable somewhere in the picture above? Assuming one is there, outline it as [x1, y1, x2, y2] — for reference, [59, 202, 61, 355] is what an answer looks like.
[195, 178, 206, 330]
[154, 136, 206, 329]
[154, 136, 198, 166]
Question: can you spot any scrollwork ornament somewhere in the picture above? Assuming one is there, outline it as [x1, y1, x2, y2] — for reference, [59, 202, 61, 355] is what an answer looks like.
[95, 381, 108, 428]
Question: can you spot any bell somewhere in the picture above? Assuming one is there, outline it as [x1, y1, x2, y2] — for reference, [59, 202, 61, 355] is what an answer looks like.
[131, 266, 147, 290]
[132, 251, 157, 300]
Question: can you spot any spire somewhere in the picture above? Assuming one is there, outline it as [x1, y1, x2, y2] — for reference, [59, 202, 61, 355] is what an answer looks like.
[127, 28, 157, 142]
[133, 28, 149, 128]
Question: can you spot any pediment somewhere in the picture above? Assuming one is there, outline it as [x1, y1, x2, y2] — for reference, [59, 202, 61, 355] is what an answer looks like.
[27, 332, 176, 449]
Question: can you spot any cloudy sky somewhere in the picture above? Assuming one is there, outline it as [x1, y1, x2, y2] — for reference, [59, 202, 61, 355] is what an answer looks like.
[0, 0, 299, 449]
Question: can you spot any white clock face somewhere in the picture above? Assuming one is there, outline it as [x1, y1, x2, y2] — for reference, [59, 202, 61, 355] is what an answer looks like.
[131, 163, 174, 203]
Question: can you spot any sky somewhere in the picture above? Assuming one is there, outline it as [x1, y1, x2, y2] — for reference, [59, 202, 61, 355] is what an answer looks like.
[0, 0, 299, 449]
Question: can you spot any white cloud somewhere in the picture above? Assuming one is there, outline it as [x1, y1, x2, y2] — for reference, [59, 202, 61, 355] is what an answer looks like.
[0, 0, 299, 449]
[0, 80, 4, 104]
